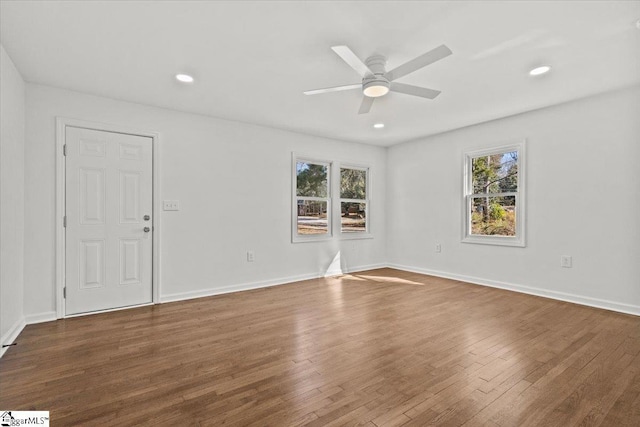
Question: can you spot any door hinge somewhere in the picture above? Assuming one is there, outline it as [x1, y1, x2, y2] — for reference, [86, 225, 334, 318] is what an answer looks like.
[63, 287, 66, 298]
[63, 215, 67, 227]
[63, 144, 67, 156]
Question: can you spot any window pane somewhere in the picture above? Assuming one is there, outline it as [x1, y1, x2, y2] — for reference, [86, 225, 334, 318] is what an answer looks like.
[472, 151, 518, 194]
[297, 162, 328, 197]
[341, 202, 366, 233]
[297, 200, 328, 235]
[470, 196, 516, 236]
[340, 168, 366, 199]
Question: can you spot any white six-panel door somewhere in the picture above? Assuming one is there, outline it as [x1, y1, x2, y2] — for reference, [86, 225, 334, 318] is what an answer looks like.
[65, 126, 153, 315]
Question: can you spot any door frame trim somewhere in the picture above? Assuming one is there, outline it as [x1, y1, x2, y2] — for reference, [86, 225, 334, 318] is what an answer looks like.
[55, 117, 162, 318]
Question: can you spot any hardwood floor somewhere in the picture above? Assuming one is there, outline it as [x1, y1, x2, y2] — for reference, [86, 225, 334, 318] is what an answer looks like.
[1, 268, 639, 426]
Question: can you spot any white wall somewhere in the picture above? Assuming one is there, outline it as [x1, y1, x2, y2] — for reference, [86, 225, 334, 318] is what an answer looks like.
[17, 81, 640, 321]
[387, 86, 640, 314]
[0, 45, 25, 348]
[24, 84, 387, 318]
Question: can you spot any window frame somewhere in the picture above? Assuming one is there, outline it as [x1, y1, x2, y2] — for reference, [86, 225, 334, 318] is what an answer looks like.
[462, 141, 526, 247]
[292, 155, 333, 242]
[339, 164, 371, 238]
[292, 155, 373, 243]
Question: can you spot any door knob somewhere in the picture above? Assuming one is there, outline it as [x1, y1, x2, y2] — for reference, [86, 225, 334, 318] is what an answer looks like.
[144, 227, 151, 232]
[144, 215, 150, 221]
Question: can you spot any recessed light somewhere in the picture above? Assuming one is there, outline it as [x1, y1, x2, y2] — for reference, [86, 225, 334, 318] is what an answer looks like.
[529, 65, 551, 76]
[175, 73, 194, 83]
[373, 123, 385, 129]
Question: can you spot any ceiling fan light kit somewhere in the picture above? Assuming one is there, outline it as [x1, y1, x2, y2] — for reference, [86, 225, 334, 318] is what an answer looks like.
[361, 55, 390, 97]
[363, 78, 390, 97]
[305, 44, 452, 114]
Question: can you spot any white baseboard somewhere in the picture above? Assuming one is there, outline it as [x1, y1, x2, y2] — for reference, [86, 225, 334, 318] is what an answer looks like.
[344, 263, 388, 274]
[387, 263, 640, 317]
[25, 311, 57, 324]
[1, 317, 26, 358]
[160, 263, 388, 304]
[324, 268, 344, 277]
[324, 263, 388, 278]
[160, 272, 320, 303]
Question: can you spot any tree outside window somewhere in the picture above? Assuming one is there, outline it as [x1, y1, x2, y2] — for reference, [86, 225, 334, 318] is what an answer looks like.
[340, 167, 368, 233]
[463, 142, 525, 246]
[295, 160, 330, 238]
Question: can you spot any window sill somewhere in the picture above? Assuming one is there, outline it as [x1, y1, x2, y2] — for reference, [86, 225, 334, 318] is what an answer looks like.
[292, 235, 333, 243]
[340, 233, 374, 240]
[291, 233, 374, 243]
[462, 235, 525, 247]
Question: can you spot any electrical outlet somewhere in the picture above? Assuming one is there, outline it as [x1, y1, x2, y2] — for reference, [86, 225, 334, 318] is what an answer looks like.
[435, 244, 442, 253]
[163, 200, 180, 211]
[561, 255, 572, 268]
[247, 251, 255, 262]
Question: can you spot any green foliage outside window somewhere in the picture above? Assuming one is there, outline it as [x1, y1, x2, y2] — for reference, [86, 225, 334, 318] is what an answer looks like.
[471, 151, 518, 236]
[296, 162, 327, 197]
[340, 168, 367, 232]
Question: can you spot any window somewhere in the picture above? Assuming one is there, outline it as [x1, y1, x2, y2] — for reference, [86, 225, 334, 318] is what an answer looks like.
[292, 156, 372, 242]
[463, 142, 525, 246]
[293, 159, 331, 240]
[340, 166, 368, 234]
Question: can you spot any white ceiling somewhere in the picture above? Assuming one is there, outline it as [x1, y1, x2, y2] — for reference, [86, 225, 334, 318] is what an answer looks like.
[1, 1, 639, 146]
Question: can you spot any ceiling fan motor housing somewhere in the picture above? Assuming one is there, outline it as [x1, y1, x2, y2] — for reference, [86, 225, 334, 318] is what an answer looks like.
[363, 55, 389, 97]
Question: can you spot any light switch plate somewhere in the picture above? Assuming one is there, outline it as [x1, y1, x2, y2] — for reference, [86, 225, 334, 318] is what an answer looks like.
[163, 200, 180, 211]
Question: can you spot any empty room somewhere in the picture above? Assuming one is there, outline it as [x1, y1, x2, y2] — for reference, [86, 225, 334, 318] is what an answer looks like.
[1, 1, 639, 426]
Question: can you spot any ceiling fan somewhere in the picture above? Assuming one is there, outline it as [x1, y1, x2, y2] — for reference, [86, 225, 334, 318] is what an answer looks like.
[304, 44, 452, 114]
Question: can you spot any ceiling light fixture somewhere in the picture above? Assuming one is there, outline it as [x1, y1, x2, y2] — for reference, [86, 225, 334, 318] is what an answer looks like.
[363, 78, 390, 98]
[529, 65, 551, 76]
[175, 73, 194, 83]
[373, 123, 385, 129]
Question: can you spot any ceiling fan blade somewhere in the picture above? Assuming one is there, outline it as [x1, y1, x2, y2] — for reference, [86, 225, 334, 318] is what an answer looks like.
[390, 82, 441, 99]
[385, 44, 452, 81]
[303, 84, 361, 95]
[358, 96, 374, 114]
[331, 46, 374, 78]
